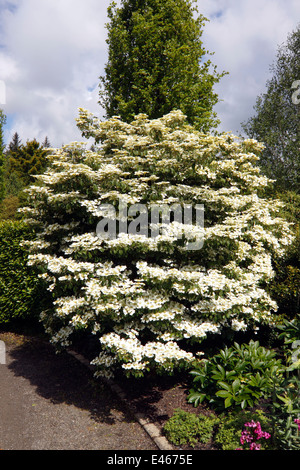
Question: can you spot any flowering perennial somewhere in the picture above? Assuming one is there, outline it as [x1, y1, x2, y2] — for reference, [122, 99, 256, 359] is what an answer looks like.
[21, 109, 293, 377]
[237, 420, 271, 450]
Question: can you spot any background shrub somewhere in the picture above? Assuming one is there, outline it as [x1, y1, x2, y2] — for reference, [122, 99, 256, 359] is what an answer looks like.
[0, 196, 20, 221]
[0, 220, 50, 325]
[268, 190, 300, 319]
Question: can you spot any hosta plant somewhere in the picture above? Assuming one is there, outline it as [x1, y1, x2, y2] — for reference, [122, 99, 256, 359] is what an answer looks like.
[20, 109, 293, 378]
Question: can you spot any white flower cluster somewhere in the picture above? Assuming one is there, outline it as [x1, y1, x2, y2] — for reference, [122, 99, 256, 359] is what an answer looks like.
[21, 109, 294, 377]
[53, 296, 87, 317]
[100, 332, 194, 374]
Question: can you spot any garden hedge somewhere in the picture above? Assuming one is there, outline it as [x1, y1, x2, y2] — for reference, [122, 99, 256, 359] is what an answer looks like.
[0, 220, 49, 325]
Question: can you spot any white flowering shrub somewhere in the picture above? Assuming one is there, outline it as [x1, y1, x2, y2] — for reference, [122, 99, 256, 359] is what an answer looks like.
[21, 109, 293, 378]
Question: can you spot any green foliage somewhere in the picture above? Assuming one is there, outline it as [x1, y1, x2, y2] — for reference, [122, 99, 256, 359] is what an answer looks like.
[1, 133, 51, 220]
[5, 138, 49, 189]
[163, 408, 218, 447]
[268, 370, 300, 450]
[188, 340, 284, 411]
[0, 220, 50, 324]
[266, 323, 300, 451]
[7, 132, 22, 154]
[271, 261, 300, 318]
[242, 25, 300, 192]
[215, 409, 273, 450]
[277, 316, 300, 353]
[99, 0, 226, 132]
[3, 132, 23, 200]
[267, 190, 300, 318]
[276, 190, 300, 224]
[0, 195, 20, 220]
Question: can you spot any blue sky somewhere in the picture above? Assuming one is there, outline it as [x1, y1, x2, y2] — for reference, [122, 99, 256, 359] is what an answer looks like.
[0, 0, 299, 147]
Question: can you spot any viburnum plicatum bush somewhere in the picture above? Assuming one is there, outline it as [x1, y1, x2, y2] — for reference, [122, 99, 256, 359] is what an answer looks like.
[20, 109, 293, 378]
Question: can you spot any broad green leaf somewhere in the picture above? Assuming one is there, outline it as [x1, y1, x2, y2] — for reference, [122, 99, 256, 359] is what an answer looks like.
[224, 396, 232, 408]
[215, 390, 230, 398]
[217, 381, 231, 391]
[232, 379, 241, 394]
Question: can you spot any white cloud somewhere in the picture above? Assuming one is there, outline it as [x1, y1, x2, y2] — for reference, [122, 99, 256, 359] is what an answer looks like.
[198, 0, 300, 133]
[1, 0, 108, 146]
[0, 0, 299, 146]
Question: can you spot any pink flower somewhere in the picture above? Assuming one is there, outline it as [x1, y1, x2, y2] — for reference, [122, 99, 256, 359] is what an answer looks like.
[244, 420, 257, 428]
[238, 420, 271, 450]
[294, 419, 300, 431]
[250, 442, 261, 450]
[240, 429, 253, 445]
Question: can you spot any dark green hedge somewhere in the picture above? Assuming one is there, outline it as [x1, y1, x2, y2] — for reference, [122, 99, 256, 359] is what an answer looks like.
[0, 220, 50, 325]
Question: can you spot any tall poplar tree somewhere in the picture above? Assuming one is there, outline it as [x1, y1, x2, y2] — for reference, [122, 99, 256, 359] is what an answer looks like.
[99, 0, 226, 132]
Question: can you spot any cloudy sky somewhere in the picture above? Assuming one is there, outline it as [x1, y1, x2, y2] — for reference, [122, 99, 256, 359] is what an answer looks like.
[0, 0, 299, 148]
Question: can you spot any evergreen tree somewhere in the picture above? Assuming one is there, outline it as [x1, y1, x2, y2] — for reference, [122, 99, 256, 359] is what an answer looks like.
[99, 0, 226, 132]
[42, 136, 51, 148]
[7, 132, 22, 153]
[6, 139, 49, 187]
[242, 25, 300, 192]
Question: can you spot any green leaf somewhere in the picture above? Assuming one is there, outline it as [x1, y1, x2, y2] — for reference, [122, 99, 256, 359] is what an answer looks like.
[215, 390, 230, 398]
[211, 372, 223, 381]
[225, 370, 237, 379]
[188, 392, 206, 407]
[241, 400, 247, 409]
[217, 381, 231, 392]
[224, 397, 232, 408]
[216, 365, 226, 378]
[232, 379, 241, 394]
[246, 398, 254, 408]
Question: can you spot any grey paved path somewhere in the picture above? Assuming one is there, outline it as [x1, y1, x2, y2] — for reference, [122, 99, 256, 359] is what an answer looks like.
[0, 333, 157, 451]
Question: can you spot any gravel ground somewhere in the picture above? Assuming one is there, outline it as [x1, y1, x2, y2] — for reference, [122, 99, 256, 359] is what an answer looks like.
[0, 331, 158, 451]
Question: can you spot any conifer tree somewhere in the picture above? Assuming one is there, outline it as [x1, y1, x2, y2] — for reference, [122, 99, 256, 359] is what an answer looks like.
[42, 136, 51, 148]
[6, 139, 49, 187]
[7, 132, 22, 153]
